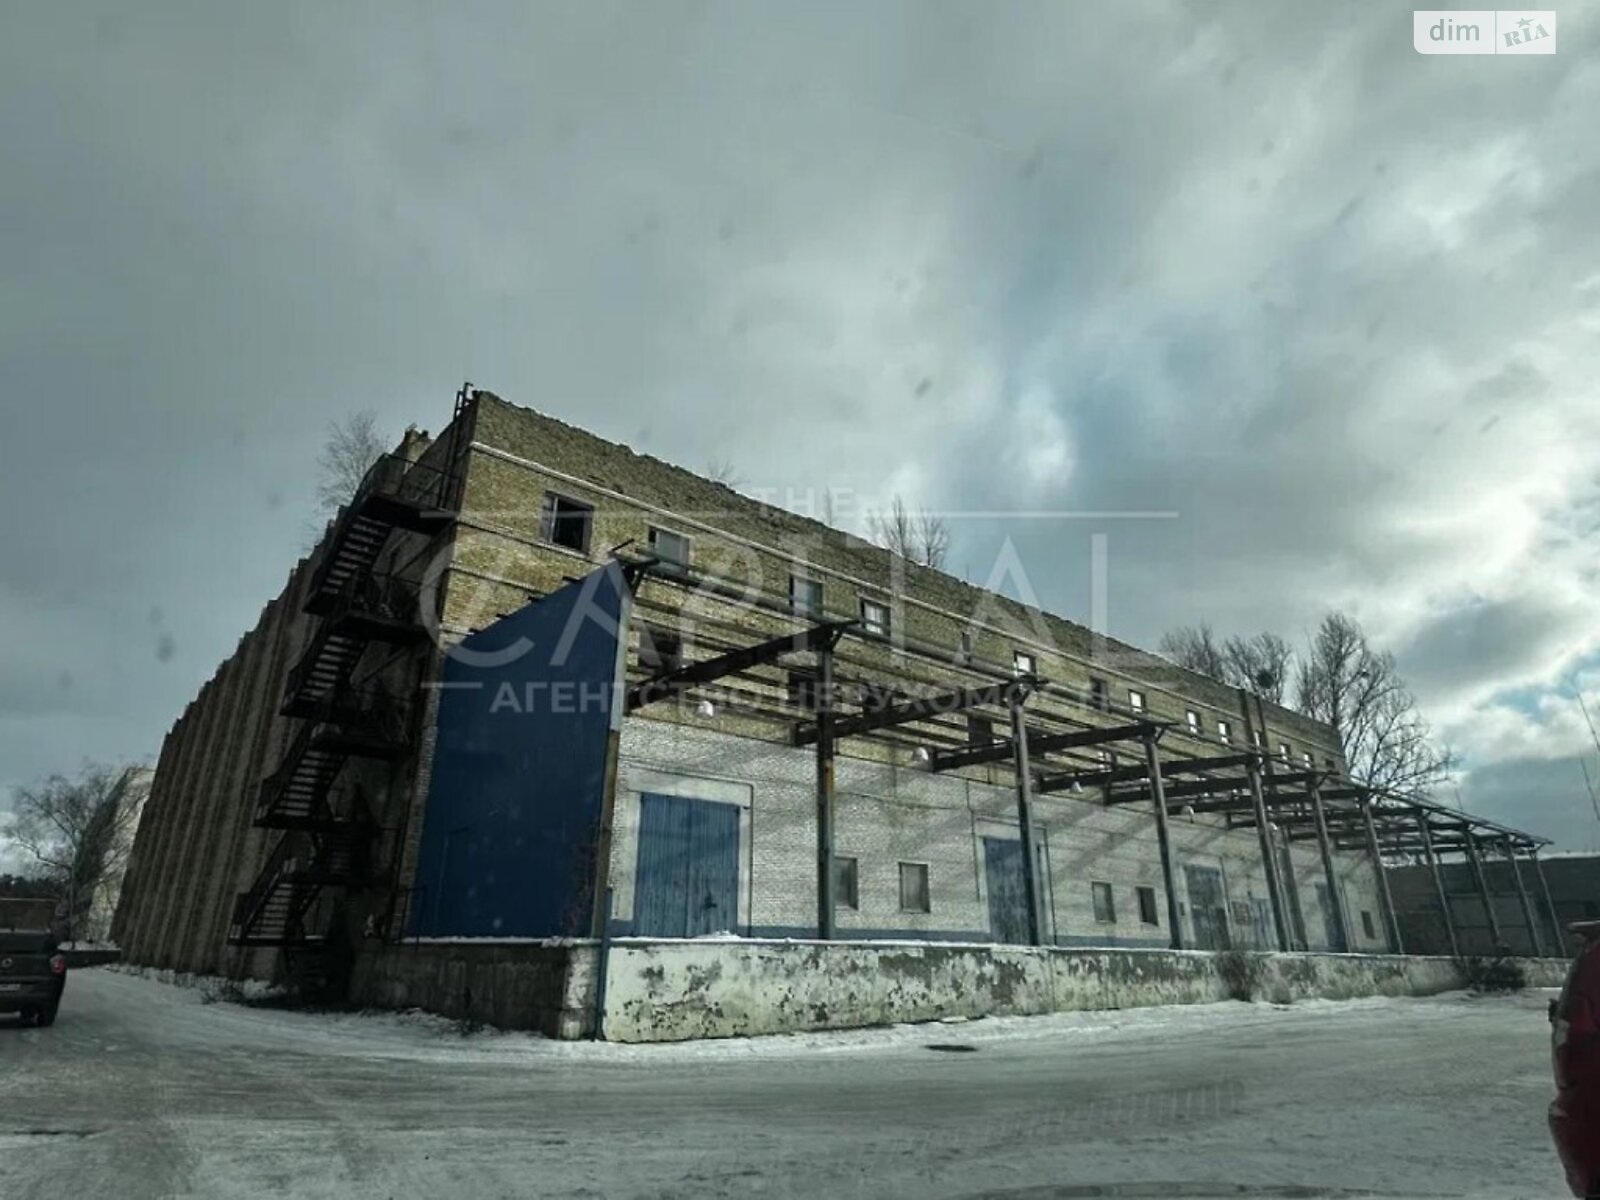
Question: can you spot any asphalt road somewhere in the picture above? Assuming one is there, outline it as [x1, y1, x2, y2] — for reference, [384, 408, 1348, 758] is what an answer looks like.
[0, 968, 1569, 1200]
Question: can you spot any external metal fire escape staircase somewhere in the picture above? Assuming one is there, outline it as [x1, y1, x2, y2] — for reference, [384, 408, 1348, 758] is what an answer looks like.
[229, 452, 454, 949]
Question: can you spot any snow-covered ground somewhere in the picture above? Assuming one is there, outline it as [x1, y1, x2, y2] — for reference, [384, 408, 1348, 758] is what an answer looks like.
[0, 967, 1569, 1199]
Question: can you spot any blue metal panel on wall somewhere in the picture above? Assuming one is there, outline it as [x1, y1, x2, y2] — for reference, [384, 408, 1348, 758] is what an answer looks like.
[983, 838, 1029, 945]
[633, 794, 740, 938]
[408, 563, 630, 938]
[686, 798, 740, 936]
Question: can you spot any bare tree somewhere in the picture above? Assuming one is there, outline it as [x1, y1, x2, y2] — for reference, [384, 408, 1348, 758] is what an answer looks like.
[9, 763, 144, 942]
[317, 410, 387, 513]
[1294, 612, 1453, 793]
[1159, 623, 1228, 681]
[1224, 632, 1295, 703]
[869, 496, 951, 570]
[704, 456, 744, 489]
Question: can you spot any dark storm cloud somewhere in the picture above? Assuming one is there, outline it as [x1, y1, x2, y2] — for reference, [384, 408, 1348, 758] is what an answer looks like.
[2, 1, 1598, 845]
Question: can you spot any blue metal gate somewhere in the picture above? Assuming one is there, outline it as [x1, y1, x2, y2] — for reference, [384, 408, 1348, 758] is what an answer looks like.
[984, 838, 1030, 945]
[1315, 881, 1346, 951]
[1185, 864, 1231, 950]
[633, 794, 740, 937]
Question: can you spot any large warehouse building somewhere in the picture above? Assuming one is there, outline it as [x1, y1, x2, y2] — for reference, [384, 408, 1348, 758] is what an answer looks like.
[113, 387, 1551, 1009]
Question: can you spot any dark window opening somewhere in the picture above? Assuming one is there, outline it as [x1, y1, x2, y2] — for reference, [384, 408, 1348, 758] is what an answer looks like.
[968, 713, 995, 746]
[861, 599, 891, 638]
[790, 574, 822, 616]
[1089, 677, 1109, 710]
[899, 862, 930, 913]
[639, 626, 683, 673]
[787, 670, 819, 711]
[540, 492, 593, 553]
[1361, 910, 1376, 939]
[1137, 885, 1159, 926]
[834, 856, 859, 910]
[1092, 880, 1117, 924]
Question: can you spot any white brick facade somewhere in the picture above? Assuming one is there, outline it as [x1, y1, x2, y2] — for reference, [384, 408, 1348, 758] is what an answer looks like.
[612, 720, 1390, 951]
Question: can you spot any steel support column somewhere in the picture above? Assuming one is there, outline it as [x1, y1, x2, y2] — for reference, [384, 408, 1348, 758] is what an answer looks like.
[815, 646, 837, 940]
[1464, 832, 1503, 951]
[1247, 760, 1291, 951]
[1360, 798, 1404, 953]
[1502, 838, 1545, 958]
[1308, 779, 1349, 952]
[1532, 850, 1565, 955]
[1143, 734, 1184, 950]
[1416, 816, 1460, 958]
[1009, 688, 1045, 947]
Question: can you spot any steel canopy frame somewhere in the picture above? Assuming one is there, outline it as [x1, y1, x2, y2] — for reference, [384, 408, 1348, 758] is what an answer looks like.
[615, 557, 1553, 954]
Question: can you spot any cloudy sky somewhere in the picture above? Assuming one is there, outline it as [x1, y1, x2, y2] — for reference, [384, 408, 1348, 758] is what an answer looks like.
[3, 1, 1599, 867]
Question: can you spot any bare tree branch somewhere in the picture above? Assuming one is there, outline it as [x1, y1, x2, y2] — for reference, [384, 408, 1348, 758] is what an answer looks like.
[868, 496, 950, 569]
[1293, 611, 1452, 793]
[704, 456, 744, 490]
[9, 763, 144, 940]
[317, 410, 387, 514]
[1159, 623, 1228, 681]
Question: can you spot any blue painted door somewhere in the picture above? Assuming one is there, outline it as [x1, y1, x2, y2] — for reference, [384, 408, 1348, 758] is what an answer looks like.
[1315, 881, 1345, 951]
[633, 794, 740, 937]
[984, 838, 1029, 945]
[1185, 864, 1231, 950]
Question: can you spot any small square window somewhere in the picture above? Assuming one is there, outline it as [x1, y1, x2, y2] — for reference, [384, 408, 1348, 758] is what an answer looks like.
[1137, 885, 1160, 926]
[638, 626, 683, 673]
[648, 527, 691, 574]
[1307, 752, 1317, 768]
[1279, 742, 1291, 762]
[1251, 728, 1263, 748]
[1128, 689, 1146, 712]
[1185, 709, 1200, 733]
[957, 629, 974, 663]
[1360, 910, 1376, 939]
[1014, 650, 1037, 677]
[1092, 881, 1117, 924]
[1217, 719, 1231, 745]
[1089, 677, 1109, 710]
[790, 574, 823, 616]
[898, 862, 930, 913]
[967, 713, 995, 746]
[539, 492, 593, 553]
[834, 856, 859, 910]
[861, 599, 891, 638]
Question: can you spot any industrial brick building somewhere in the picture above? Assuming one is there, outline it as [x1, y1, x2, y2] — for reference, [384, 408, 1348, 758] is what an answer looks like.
[112, 387, 1550, 1008]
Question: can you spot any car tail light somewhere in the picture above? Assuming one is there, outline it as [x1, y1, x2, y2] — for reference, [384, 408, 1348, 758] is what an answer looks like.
[50, 954, 65, 976]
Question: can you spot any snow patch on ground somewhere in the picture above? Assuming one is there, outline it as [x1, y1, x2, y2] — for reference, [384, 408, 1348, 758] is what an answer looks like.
[91, 964, 1559, 1065]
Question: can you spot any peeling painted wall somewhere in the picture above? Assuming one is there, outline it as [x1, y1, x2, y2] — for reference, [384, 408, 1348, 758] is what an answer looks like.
[350, 937, 1568, 1043]
[595, 939, 1569, 1042]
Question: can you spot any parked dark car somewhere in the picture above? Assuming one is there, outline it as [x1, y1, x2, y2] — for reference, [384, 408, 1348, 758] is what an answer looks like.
[0, 898, 67, 1027]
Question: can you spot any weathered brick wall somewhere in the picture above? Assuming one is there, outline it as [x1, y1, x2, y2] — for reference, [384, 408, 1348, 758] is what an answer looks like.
[449, 392, 1346, 774]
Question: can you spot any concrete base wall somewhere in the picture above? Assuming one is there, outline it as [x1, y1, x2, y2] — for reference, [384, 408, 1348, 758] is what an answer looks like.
[350, 941, 596, 1039]
[351, 937, 1568, 1043]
